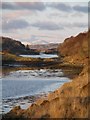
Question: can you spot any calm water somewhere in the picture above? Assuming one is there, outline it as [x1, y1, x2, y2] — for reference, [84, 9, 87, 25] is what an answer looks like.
[2, 69, 70, 114]
[20, 53, 58, 58]
[1, 54, 70, 114]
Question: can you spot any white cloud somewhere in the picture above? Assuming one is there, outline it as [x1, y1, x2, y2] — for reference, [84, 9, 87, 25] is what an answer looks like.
[2, 2, 88, 44]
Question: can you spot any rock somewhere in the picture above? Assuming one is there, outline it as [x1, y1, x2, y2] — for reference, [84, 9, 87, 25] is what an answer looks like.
[2, 30, 89, 119]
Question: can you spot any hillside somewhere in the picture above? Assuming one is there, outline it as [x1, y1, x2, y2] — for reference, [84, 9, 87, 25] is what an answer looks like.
[58, 31, 89, 65]
[1, 37, 39, 55]
[1, 37, 26, 54]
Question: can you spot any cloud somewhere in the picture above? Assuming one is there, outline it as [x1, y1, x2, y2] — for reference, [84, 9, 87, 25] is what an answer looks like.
[2, 2, 88, 14]
[73, 5, 88, 13]
[48, 3, 88, 14]
[32, 21, 63, 30]
[2, 19, 29, 30]
[2, 2, 18, 10]
[16, 2, 46, 11]
[2, 2, 87, 44]
[2, 2, 46, 11]
[72, 22, 87, 28]
[29, 35, 38, 41]
[48, 3, 72, 12]
[32, 21, 87, 31]
[61, 22, 87, 28]
[37, 35, 56, 38]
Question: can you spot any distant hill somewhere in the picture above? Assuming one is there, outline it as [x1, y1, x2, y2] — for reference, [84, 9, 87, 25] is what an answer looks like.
[58, 31, 89, 64]
[31, 40, 49, 45]
[1, 37, 39, 55]
[29, 43, 59, 54]
[1, 36, 58, 55]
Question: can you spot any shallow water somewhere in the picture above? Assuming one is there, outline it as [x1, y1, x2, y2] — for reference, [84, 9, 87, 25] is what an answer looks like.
[20, 53, 58, 58]
[1, 69, 70, 114]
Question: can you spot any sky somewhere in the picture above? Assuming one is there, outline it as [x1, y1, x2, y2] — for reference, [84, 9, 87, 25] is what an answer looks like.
[1, 1, 88, 45]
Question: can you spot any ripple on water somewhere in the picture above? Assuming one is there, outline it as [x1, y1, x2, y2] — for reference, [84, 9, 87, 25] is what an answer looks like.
[2, 69, 70, 113]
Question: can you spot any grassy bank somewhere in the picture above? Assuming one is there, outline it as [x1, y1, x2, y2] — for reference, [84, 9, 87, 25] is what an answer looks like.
[2, 53, 83, 79]
[2, 53, 58, 67]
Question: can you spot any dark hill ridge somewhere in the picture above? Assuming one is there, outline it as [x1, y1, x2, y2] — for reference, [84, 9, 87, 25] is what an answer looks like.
[1, 36, 39, 55]
[1, 36, 58, 55]
[1, 36, 26, 54]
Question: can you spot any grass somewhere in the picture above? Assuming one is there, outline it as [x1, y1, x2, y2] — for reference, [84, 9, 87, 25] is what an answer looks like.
[2, 53, 16, 62]
[2, 53, 56, 65]
[2, 53, 42, 62]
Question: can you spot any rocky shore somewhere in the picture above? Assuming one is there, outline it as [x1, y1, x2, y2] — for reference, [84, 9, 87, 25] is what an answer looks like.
[2, 31, 89, 119]
[2, 63, 88, 119]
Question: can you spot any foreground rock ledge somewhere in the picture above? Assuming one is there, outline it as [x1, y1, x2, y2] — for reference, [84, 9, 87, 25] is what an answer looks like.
[3, 65, 89, 119]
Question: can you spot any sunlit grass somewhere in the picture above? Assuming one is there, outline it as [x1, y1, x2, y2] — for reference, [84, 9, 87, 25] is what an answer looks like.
[2, 53, 55, 63]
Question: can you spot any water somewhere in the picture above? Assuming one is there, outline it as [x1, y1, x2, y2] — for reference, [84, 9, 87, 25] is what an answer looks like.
[20, 53, 58, 58]
[2, 69, 70, 114]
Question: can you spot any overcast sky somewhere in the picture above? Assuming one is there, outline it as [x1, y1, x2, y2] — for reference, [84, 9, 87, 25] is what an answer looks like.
[1, 1, 88, 45]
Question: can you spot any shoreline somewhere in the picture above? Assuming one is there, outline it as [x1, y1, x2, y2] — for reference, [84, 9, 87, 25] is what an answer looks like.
[4, 65, 88, 119]
[2, 93, 48, 114]
[2, 65, 74, 115]
[2, 61, 86, 119]
[1, 30, 89, 119]
[2, 61, 83, 80]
